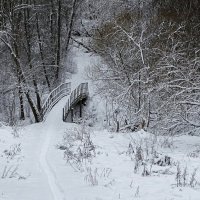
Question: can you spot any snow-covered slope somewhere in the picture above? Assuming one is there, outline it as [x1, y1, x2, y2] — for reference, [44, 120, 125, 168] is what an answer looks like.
[1, 46, 200, 200]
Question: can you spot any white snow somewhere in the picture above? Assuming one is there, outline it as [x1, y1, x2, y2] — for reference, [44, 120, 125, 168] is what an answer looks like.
[1, 46, 200, 200]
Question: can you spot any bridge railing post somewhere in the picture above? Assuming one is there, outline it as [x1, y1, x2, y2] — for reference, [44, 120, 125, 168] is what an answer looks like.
[62, 108, 65, 121]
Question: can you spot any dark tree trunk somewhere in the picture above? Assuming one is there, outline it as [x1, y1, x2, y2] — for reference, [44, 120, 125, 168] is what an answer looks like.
[34, 0, 51, 90]
[25, 92, 41, 122]
[65, 0, 77, 52]
[24, 1, 42, 112]
[55, 0, 62, 81]
[11, 39, 41, 123]
[19, 87, 25, 120]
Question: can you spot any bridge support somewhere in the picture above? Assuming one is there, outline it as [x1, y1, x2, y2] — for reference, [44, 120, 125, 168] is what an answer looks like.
[63, 83, 89, 122]
[63, 99, 87, 122]
[71, 108, 74, 123]
[62, 108, 65, 121]
[80, 100, 82, 118]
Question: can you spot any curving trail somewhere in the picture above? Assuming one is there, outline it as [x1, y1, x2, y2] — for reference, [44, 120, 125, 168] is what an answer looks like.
[0, 46, 97, 200]
[38, 46, 93, 200]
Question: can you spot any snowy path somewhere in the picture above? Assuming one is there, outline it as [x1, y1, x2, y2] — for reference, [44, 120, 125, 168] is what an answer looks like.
[38, 46, 94, 200]
[0, 46, 94, 200]
[40, 117, 66, 200]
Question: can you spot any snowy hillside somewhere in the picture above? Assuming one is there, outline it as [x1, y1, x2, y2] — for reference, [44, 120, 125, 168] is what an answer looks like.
[1, 47, 200, 200]
[1, 1, 200, 199]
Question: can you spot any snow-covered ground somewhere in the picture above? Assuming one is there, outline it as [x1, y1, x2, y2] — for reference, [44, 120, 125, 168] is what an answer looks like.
[1, 46, 200, 200]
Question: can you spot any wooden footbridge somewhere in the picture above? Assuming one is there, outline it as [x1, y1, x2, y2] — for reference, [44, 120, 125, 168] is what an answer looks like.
[41, 82, 89, 122]
[63, 83, 89, 122]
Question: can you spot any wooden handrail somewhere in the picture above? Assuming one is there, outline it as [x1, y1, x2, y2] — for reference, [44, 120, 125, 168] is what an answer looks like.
[63, 82, 89, 121]
[42, 82, 71, 119]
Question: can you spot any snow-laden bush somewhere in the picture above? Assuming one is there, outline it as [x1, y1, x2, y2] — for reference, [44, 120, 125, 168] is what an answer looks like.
[84, 167, 98, 186]
[57, 124, 95, 171]
[1, 165, 19, 179]
[187, 146, 200, 158]
[175, 163, 199, 188]
[3, 144, 22, 160]
[127, 132, 173, 176]
[73, 105, 98, 128]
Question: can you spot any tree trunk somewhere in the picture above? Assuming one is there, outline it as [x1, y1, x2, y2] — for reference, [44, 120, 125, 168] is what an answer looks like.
[65, 0, 77, 52]
[34, 0, 51, 90]
[24, 3, 42, 112]
[55, 0, 62, 81]
[14, 42, 41, 122]
[25, 92, 41, 122]
[24, 7, 41, 111]
[9, 38, 42, 123]
[19, 87, 25, 120]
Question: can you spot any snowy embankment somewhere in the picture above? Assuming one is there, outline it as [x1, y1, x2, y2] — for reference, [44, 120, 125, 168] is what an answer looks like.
[1, 121, 200, 200]
[0, 122, 55, 200]
[1, 46, 200, 200]
[54, 127, 200, 200]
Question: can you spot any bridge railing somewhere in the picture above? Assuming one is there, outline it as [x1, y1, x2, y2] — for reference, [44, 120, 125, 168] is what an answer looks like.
[42, 82, 71, 118]
[63, 82, 89, 121]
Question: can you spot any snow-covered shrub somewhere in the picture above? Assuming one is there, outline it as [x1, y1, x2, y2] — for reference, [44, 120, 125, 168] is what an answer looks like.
[160, 136, 175, 149]
[182, 166, 188, 187]
[175, 163, 198, 188]
[83, 167, 113, 187]
[73, 104, 98, 128]
[176, 162, 182, 187]
[156, 156, 171, 166]
[1, 165, 19, 179]
[189, 168, 198, 188]
[134, 186, 140, 198]
[127, 132, 173, 176]
[58, 125, 95, 171]
[11, 124, 23, 138]
[187, 146, 200, 158]
[100, 168, 112, 178]
[3, 144, 22, 160]
[84, 167, 98, 186]
[127, 134, 158, 175]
